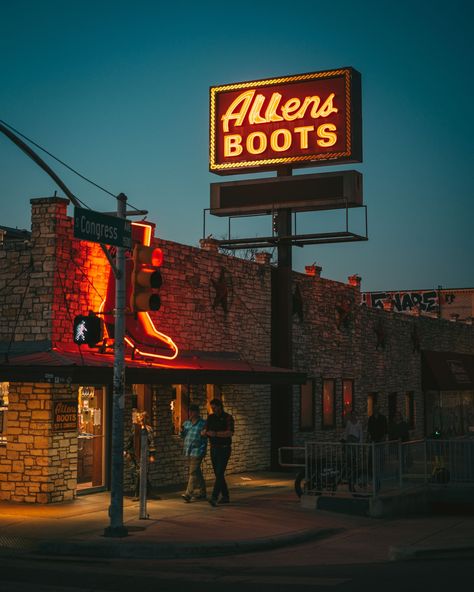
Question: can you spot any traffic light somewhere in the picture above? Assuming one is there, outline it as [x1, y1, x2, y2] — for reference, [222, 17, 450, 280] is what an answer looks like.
[73, 313, 103, 346]
[130, 244, 163, 312]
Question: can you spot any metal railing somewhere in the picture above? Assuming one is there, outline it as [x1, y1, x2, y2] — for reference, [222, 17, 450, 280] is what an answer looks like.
[304, 441, 398, 498]
[424, 438, 474, 484]
[298, 438, 474, 499]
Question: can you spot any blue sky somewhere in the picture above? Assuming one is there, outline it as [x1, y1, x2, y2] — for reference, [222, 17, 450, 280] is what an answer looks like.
[1, 0, 473, 291]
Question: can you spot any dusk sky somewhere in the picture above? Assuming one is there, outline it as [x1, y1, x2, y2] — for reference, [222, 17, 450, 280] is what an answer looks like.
[1, 0, 472, 292]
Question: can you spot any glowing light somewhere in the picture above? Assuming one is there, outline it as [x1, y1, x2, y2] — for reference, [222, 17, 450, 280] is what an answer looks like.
[270, 129, 292, 152]
[247, 132, 267, 155]
[224, 134, 243, 157]
[221, 89, 338, 131]
[132, 222, 153, 247]
[316, 123, 337, 147]
[96, 221, 179, 362]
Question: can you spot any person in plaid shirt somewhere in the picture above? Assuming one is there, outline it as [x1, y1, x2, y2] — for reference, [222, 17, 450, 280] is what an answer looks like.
[180, 404, 207, 502]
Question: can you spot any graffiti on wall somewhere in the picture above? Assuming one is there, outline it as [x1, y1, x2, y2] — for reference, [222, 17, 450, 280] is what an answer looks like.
[362, 290, 439, 315]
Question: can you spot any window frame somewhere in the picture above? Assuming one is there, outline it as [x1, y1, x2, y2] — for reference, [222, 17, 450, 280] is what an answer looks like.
[0, 382, 9, 446]
[299, 379, 315, 431]
[388, 392, 398, 424]
[206, 384, 222, 412]
[342, 379, 354, 425]
[367, 392, 378, 418]
[171, 384, 191, 435]
[322, 379, 336, 429]
[405, 391, 415, 429]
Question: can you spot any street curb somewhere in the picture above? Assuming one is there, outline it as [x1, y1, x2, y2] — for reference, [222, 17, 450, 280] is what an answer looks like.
[0, 527, 341, 560]
[388, 545, 474, 561]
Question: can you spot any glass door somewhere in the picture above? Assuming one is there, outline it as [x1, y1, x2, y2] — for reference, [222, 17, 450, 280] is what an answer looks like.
[77, 386, 106, 491]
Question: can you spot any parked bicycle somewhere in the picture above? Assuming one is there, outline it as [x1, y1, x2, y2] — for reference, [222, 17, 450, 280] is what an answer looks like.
[295, 441, 369, 497]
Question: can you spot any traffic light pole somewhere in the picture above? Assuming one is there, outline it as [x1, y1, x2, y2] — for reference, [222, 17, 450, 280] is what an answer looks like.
[104, 193, 128, 538]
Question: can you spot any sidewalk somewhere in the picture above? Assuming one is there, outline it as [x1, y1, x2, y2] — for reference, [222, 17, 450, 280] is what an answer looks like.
[0, 472, 473, 561]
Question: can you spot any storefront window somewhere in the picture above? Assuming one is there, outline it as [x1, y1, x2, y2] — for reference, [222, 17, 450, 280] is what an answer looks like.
[342, 379, 353, 425]
[405, 391, 415, 429]
[132, 384, 152, 423]
[0, 382, 8, 445]
[425, 390, 473, 437]
[367, 392, 378, 417]
[171, 384, 218, 434]
[462, 392, 474, 434]
[171, 384, 190, 435]
[322, 379, 335, 428]
[300, 380, 314, 431]
[206, 384, 222, 411]
[388, 393, 398, 423]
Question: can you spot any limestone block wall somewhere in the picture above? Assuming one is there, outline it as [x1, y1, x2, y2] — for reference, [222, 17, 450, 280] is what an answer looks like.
[0, 382, 77, 503]
[152, 239, 272, 363]
[0, 197, 69, 344]
[292, 269, 474, 446]
[292, 272, 362, 444]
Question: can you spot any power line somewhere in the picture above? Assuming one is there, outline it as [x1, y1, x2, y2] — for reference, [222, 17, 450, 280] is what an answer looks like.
[0, 119, 141, 212]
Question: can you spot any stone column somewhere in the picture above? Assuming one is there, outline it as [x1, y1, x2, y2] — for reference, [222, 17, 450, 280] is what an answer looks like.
[0, 382, 78, 503]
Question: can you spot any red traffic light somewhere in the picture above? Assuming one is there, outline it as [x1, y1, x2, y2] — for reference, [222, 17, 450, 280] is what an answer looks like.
[130, 245, 164, 312]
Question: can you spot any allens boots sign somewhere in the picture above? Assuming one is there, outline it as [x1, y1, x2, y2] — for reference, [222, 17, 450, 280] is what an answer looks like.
[210, 67, 362, 175]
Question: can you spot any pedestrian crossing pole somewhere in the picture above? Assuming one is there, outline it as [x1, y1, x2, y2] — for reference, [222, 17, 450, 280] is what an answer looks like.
[104, 193, 128, 538]
[139, 427, 149, 520]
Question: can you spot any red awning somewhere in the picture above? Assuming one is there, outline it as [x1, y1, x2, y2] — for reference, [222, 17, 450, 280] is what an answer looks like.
[422, 351, 474, 391]
[0, 345, 306, 386]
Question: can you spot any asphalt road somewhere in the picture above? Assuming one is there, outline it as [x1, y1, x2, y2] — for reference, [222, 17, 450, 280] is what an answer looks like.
[0, 548, 471, 592]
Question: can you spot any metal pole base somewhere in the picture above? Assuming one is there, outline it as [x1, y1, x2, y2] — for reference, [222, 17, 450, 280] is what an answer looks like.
[103, 525, 129, 538]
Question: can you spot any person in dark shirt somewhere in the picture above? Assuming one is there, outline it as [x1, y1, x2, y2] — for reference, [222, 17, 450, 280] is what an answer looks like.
[367, 405, 388, 492]
[389, 411, 412, 469]
[202, 398, 234, 506]
[389, 412, 410, 442]
[367, 405, 388, 443]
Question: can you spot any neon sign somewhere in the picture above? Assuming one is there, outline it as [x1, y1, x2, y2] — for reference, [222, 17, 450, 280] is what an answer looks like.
[101, 221, 179, 361]
[210, 68, 362, 175]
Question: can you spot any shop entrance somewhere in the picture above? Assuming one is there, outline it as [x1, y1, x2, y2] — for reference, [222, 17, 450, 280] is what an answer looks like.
[77, 386, 106, 491]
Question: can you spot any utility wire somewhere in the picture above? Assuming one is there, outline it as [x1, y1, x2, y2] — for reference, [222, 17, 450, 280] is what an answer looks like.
[0, 258, 34, 295]
[6, 257, 33, 360]
[55, 250, 85, 365]
[60, 237, 106, 304]
[0, 119, 141, 212]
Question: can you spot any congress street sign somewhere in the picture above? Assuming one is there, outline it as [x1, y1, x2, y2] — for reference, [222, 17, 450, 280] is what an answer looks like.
[74, 207, 132, 248]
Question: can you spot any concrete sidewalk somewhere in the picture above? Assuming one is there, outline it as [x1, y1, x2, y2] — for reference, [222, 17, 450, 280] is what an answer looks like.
[0, 472, 473, 561]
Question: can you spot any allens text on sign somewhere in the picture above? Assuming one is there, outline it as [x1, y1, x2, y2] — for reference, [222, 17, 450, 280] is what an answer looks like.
[53, 400, 78, 432]
[210, 68, 362, 174]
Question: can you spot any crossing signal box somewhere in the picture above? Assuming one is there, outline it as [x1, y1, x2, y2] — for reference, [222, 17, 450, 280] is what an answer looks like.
[130, 244, 163, 312]
[73, 313, 103, 346]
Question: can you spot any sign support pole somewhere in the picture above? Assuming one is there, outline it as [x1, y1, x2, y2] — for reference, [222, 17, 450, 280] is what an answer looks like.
[104, 192, 128, 538]
[271, 168, 294, 469]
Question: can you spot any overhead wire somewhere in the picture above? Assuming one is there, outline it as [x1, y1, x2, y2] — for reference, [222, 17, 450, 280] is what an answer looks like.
[0, 119, 142, 212]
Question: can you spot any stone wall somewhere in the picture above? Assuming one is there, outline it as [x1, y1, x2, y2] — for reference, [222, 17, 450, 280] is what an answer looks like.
[292, 270, 474, 446]
[147, 238, 272, 363]
[0, 382, 77, 503]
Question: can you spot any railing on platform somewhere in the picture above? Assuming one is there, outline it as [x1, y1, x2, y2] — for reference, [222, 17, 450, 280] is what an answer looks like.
[294, 438, 474, 499]
[424, 438, 474, 484]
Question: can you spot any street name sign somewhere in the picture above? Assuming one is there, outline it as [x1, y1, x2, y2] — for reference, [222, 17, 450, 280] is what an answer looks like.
[74, 207, 132, 248]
